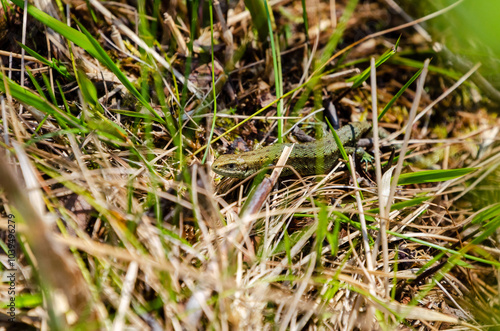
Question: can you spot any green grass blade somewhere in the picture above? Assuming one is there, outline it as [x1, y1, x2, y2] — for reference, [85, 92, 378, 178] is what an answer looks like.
[315, 204, 328, 262]
[272, 226, 311, 256]
[387, 230, 500, 267]
[56, 80, 71, 113]
[301, 0, 309, 43]
[41, 73, 57, 106]
[292, 0, 358, 116]
[284, 229, 292, 265]
[378, 67, 423, 120]
[244, 0, 271, 42]
[319, 0, 358, 66]
[26, 68, 47, 101]
[327, 215, 341, 257]
[18, 42, 72, 79]
[397, 168, 476, 185]
[390, 55, 461, 80]
[366, 196, 431, 214]
[472, 203, 500, 224]
[325, 119, 363, 199]
[349, 36, 400, 89]
[76, 68, 99, 108]
[108, 108, 158, 121]
[11, 0, 98, 56]
[18, 42, 51, 66]
[0, 72, 83, 128]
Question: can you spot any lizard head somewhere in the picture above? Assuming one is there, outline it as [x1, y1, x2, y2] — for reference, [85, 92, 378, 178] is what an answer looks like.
[211, 154, 251, 178]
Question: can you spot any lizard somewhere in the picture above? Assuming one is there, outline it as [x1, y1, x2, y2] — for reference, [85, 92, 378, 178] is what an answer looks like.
[211, 122, 372, 178]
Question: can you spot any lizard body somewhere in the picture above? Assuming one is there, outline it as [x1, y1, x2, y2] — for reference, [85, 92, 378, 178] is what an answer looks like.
[211, 122, 372, 178]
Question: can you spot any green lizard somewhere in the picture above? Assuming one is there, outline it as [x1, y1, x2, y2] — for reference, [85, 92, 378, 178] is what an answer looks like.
[211, 122, 372, 178]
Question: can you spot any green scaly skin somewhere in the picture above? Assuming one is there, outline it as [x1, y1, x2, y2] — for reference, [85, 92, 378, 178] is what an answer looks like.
[212, 122, 372, 178]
